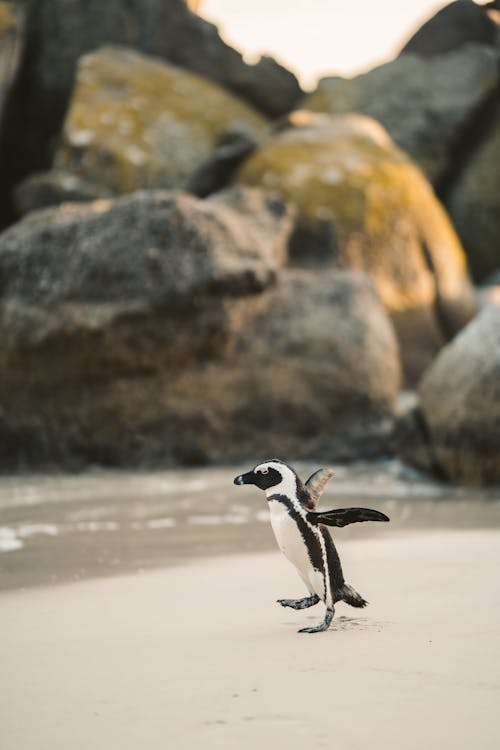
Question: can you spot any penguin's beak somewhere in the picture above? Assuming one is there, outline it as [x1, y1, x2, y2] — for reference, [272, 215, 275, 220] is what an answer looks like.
[234, 471, 255, 486]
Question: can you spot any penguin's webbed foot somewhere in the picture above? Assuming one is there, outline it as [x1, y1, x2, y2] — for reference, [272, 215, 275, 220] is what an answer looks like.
[277, 594, 320, 610]
[298, 607, 333, 634]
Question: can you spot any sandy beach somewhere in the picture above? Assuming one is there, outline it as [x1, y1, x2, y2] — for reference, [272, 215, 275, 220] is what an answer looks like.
[1, 528, 499, 750]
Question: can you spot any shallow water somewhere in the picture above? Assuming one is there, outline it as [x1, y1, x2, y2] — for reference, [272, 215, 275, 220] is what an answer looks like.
[0, 460, 498, 590]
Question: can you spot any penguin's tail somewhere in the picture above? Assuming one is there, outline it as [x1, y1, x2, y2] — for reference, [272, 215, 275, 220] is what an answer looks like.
[338, 584, 368, 608]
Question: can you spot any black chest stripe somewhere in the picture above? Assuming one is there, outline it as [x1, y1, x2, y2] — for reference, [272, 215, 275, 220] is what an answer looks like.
[270, 494, 325, 573]
[320, 526, 345, 597]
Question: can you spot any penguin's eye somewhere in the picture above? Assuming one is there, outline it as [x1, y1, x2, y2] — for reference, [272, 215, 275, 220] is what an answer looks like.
[261, 468, 269, 475]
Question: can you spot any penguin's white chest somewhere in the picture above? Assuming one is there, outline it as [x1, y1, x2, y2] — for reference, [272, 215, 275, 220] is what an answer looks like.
[268, 500, 325, 598]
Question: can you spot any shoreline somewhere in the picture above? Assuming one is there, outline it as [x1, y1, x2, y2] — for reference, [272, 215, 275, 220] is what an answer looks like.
[1, 460, 499, 592]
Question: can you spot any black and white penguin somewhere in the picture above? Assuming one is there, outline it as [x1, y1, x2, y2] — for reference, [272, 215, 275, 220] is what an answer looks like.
[234, 458, 389, 634]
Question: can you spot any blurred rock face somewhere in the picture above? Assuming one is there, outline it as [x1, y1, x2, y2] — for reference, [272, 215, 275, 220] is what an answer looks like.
[55, 46, 265, 194]
[303, 44, 500, 184]
[0, 1, 22, 121]
[404, 307, 500, 485]
[237, 113, 476, 382]
[0, 0, 497, 480]
[399, 0, 498, 57]
[447, 114, 500, 281]
[303, 4, 500, 286]
[0, 187, 291, 376]
[0, 187, 401, 468]
[163, 270, 400, 466]
[0, 0, 301, 226]
[13, 170, 114, 214]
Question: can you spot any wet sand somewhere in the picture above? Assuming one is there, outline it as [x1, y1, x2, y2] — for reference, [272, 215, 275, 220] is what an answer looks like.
[1, 461, 499, 590]
[1, 529, 499, 750]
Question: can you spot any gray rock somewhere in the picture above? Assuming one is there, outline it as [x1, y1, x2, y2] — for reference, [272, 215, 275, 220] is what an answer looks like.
[237, 112, 477, 383]
[416, 306, 500, 484]
[122, 270, 400, 467]
[393, 395, 437, 475]
[303, 44, 500, 183]
[399, 0, 498, 57]
[53, 47, 266, 196]
[0, 2, 23, 123]
[0, 194, 402, 466]
[221, 269, 401, 462]
[185, 126, 258, 198]
[13, 170, 114, 214]
[147, 270, 400, 466]
[447, 113, 500, 281]
[0, 0, 302, 226]
[0, 187, 293, 378]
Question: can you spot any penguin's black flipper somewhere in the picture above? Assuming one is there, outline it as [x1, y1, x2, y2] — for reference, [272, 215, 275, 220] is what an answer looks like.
[305, 468, 335, 506]
[306, 507, 390, 527]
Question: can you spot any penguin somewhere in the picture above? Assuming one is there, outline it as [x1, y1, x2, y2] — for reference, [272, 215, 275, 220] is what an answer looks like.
[234, 458, 389, 634]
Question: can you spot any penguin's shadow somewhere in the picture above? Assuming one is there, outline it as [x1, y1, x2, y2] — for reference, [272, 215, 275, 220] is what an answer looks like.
[332, 615, 391, 631]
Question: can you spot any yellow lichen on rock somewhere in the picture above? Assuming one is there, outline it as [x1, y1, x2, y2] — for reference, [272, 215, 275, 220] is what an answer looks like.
[0, 2, 15, 33]
[237, 112, 476, 380]
[56, 46, 266, 193]
[302, 47, 500, 182]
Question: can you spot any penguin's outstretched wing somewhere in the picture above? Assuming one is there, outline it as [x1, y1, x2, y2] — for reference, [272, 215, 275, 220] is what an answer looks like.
[305, 468, 335, 507]
[306, 507, 390, 527]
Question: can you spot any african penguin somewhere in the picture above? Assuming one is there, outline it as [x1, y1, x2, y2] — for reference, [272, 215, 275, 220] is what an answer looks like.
[234, 458, 389, 634]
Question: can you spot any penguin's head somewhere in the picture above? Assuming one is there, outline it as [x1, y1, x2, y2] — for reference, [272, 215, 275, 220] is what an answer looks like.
[234, 459, 297, 494]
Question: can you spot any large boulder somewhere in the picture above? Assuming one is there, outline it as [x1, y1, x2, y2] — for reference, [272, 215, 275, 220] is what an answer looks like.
[54, 46, 265, 194]
[411, 306, 500, 485]
[216, 269, 401, 461]
[447, 113, 500, 281]
[303, 44, 500, 184]
[0, 187, 293, 383]
[146, 270, 401, 465]
[0, 186, 401, 468]
[399, 0, 498, 57]
[0, 0, 301, 226]
[236, 112, 476, 382]
[0, 2, 23, 121]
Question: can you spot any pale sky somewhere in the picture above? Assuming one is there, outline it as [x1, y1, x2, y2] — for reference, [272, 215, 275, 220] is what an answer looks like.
[201, 0, 489, 88]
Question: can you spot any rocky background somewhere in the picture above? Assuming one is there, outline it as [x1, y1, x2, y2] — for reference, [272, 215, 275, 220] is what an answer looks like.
[0, 0, 498, 484]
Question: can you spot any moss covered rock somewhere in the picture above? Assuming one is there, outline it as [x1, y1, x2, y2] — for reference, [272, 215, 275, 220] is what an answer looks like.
[0, 0, 301, 226]
[55, 46, 266, 194]
[0, 2, 16, 39]
[237, 112, 476, 381]
[303, 45, 500, 183]
[0, 2, 23, 121]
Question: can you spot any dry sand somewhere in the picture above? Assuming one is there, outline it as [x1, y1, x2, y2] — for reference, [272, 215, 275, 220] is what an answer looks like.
[1, 530, 499, 750]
